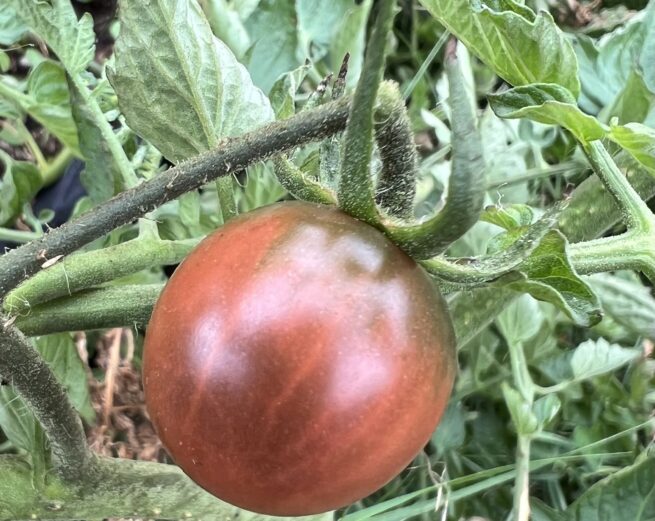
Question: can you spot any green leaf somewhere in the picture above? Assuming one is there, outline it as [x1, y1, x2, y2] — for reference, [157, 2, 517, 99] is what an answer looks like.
[588, 272, 655, 339]
[244, 0, 299, 93]
[489, 84, 607, 143]
[448, 287, 518, 349]
[24, 60, 80, 153]
[532, 394, 561, 428]
[328, 0, 373, 88]
[7, 0, 95, 75]
[0, 387, 47, 457]
[432, 403, 467, 454]
[609, 122, 655, 173]
[610, 70, 654, 125]
[481, 204, 536, 230]
[34, 334, 95, 423]
[201, 0, 251, 58]
[0, 6, 29, 45]
[0, 61, 80, 153]
[108, 0, 274, 164]
[68, 77, 120, 203]
[565, 454, 655, 521]
[235, 164, 287, 214]
[418, 0, 580, 97]
[0, 151, 43, 226]
[269, 63, 310, 119]
[574, 2, 655, 115]
[539, 338, 640, 386]
[496, 294, 543, 345]
[0, 52, 9, 73]
[532, 499, 567, 521]
[641, 2, 655, 93]
[296, 0, 367, 61]
[505, 230, 603, 327]
[502, 382, 538, 436]
[178, 190, 201, 229]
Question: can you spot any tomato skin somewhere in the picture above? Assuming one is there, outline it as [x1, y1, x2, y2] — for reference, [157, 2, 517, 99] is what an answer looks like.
[143, 201, 456, 516]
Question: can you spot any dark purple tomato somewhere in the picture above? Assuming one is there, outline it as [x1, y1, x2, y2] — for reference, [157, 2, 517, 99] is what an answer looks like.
[143, 201, 457, 516]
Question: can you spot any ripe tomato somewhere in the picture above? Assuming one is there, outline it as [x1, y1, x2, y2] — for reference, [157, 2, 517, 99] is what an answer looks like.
[143, 201, 457, 516]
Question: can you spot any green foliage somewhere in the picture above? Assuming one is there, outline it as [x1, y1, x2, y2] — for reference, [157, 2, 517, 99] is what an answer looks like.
[0, 334, 93, 474]
[489, 84, 607, 143]
[0, 151, 42, 226]
[68, 77, 120, 202]
[0, 60, 80, 153]
[573, 2, 655, 117]
[1, 0, 655, 520]
[418, 0, 580, 96]
[241, 0, 372, 92]
[108, 0, 274, 164]
[5, 0, 95, 75]
[565, 455, 655, 520]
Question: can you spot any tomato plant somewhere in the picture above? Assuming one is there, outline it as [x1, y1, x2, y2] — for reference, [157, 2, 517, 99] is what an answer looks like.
[1, 0, 655, 520]
[143, 202, 456, 515]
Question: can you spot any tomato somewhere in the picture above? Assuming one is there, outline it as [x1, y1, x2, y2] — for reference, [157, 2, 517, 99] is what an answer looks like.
[143, 201, 457, 516]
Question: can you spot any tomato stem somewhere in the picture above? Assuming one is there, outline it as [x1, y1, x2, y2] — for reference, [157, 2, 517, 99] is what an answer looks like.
[583, 141, 655, 234]
[558, 166, 655, 243]
[13, 284, 162, 336]
[273, 155, 337, 205]
[3, 237, 199, 315]
[382, 39, 485, 259]
[216, 176, 238, 223]
[69, 75, 139, 189]
[374, 81, 418, 219]
[0, 94, 352, 298]
[0, 324, 94, 481]
[506, 340, 535, 521]
[337, 0, 397, 223]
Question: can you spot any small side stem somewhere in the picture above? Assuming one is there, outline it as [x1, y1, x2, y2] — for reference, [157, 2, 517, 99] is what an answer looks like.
[513, 436, 532, 521]
[215, 176, 238, 222]
[583, 141, 654, 233]
[0, 322, 94, 480]
[0, 228, 42, 244]
[15, 119, 47, 170]
[507, 340, 535, 521]
[568, 231, 652, 275]
[14, 284, 161, 337]
[375, 81, 418, 219]
[41, 146, 75, 186]
[70, 76, 139, 189]
[338, 0, 397, 223]
[4, 237, 199, 314]
[0, 94, 352, 298]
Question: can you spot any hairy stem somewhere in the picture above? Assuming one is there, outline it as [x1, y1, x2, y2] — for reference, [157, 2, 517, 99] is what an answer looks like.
[382, 39, 485, 259]
[216, 177, 238, 223]
[69, 76, 139, 189]
[374, 81, 418, 219]
[14, 285, 162, 336]
[4, 238, 198, 314]
[338, 0, 397, 223]
[558, 166, 655, 243]
[513, 436, 532, 521]
[0, 454, 331, 521]
[0, 95, 351, 298]
[0, 323, 93, 480]
[273, 155, 337, 205]
[583, 141, 655, 233]
[569, 231, 655, 275]
[507, 340, 535, 521]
